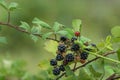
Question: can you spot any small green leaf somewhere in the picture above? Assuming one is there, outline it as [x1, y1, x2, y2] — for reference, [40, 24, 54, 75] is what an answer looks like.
[32, 18, 51, 29]
[53, 22, 62, 33]
[65, 28, 74, 38]
[0, 0, 8, 10]
[80, 36, 91, 43]
[111, 26, 120, 37]
[65, 66, 74, 76]
[117, 49, 120, 61]
[72, 19, 82, 31]
[64, 75, 77, 80]
[105, 35, 111, 44]
[19, 21, 30, 32]
[42, 32, 53, 39]
[8, 2, 18, 11]
[31, 26, 41, 34]
[57, 30, 68, 35]
[0, 37, 7, 44]
[30, 34, 38, 42]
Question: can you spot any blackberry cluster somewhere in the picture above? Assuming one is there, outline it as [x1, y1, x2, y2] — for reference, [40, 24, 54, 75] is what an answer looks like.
[50, 34, 94, 76]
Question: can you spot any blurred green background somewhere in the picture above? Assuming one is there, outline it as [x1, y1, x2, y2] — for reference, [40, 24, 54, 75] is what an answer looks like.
[0, 0, 120, 74]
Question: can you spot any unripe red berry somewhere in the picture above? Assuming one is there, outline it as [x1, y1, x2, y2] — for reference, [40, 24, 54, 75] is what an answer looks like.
[74, 31, 80, 37]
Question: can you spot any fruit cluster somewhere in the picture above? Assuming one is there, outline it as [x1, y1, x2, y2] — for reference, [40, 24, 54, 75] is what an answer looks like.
[50, 31, 90, 76]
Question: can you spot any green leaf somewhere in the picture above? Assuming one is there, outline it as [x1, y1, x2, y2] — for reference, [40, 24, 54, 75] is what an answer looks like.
[42, 32, 53, 39]
[64, 75, 77, 80]
[88, 65, 102, 79]
[105, 35, 111, 44]
[31, 26, 41, 34]
[53, 22, 61, 33]
[65, 66, 74, 76]
[0, 37, 7, 44]
[111, 26, 120, 37]
[19, 21, 30, 32]
[0, 0, 8, 10]
[57, 30, 68, 35]
[32, 18, 51, 29]
[78, 68, 93, 80]
[117, 49, 120, 61]
[30, 34, 38, 42]
[80, 36, 91, 43]
[72, 19, 82, 31]
[65, 28, 74, 38]
[8, 2, 18, 11]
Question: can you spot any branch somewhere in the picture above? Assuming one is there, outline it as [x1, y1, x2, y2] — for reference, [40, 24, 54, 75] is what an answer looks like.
[106, 74, 120, 80]
[55, 51, 116, 80]
[0, 22, 59, 42]
[7, 11, 10, 24]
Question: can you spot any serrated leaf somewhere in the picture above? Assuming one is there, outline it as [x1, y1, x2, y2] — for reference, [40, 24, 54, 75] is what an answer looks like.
[65, 28, 74, 38]
[53, 22, 61, 33]
[78, 68, 93, 80]
[44, 40, 58, 56]
[0, 37, 7, 44]
[57, 30, 68, 35]
[80, 36, 91, 43]
[106, 35, 111, 44]
[72, 19, 82, 31]
[111, 26, 120, 37]
[32, 18, 51, 29]
[0, 0, 8, 10]
[42, 32, 53, 39]
[31, 26, 41, 34]
[8, 2, 18, 11]
[117, 49, 120, 61]
[65, 66, 74, 76]
[19, 21, 30, 32]
[30, 34, 38, 42]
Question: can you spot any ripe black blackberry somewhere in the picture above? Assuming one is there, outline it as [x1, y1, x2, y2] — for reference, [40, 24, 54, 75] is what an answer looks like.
[56, 54, 64, 61]
[58, 44, 66, 53]
[80, 52, 88, 60]
[71, 37, 77, 42]
[71, 44, 80, 51]
[50, 59, 57, 66]
[60, 36, 67, 42]
[53, 67, 60, 75]
[65, 53, 74, 62]
[59, 65, 65, 72]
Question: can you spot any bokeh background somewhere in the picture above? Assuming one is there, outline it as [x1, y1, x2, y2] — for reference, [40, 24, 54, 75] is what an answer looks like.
[0, 0, 120, 74]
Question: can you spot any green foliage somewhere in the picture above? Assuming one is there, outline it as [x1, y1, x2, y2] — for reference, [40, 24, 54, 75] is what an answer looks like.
[111, 26, 120, 38]
[0, 0, 8, 10]
[117, 49, 120, 61]
[72, 19, 82, 31]
[0, 36, 7, 44]
[8, 2, 18, 11]
[19, 21, 30, 32]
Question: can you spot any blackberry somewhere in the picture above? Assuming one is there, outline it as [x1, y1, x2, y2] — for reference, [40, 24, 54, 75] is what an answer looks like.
[91, 43, 97, 47]
[53, 67, 60, 75]
[56, 54, 64, 61]
[71, 44, 80, 51]
[50, 59, 57, 66]
[59, 65, 65, 72]
[65, 53, 74, 62]
[80, 52, 88, 60]
[58, 44, 66, 53]
[60, 36, 67, 42]
[71, 37, 77, 42]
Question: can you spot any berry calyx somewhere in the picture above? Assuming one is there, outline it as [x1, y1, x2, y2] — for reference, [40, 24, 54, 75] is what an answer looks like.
[58, 44, 66, 53]
[50, 59, 57, 66]
[56, 54, 64, 61]
[71, 44, 80, 51]
[65, 53, 74, 62]
[74, 31, 80, 37]
[53, 67, 60, 75]
[59, 65, 65, 72]
[80, 52, 88, 60]
[60, 36, 67, 42]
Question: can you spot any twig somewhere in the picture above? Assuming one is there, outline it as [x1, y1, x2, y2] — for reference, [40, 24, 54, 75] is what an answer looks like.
[55, 51, 116, 80]
[0, 22, 59, 42]
[106, 73, 116, 80]
[7, 11, 10, 24]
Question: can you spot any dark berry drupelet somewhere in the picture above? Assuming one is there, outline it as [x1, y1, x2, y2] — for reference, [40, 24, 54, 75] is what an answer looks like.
[59, 65, 65, 72]
[56, 54, 64, 61]
[50, 59, 57, 66]
[65, 53, 74, 62]
[71, 37, 77, 42]
[53, 67, 60, 75]
[71, 44, 80, 51]
[60, 36, 67, 42]
[58, 44, 66, 53]
[91, 43, 97, 47]
[80, 52, 89, 60]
